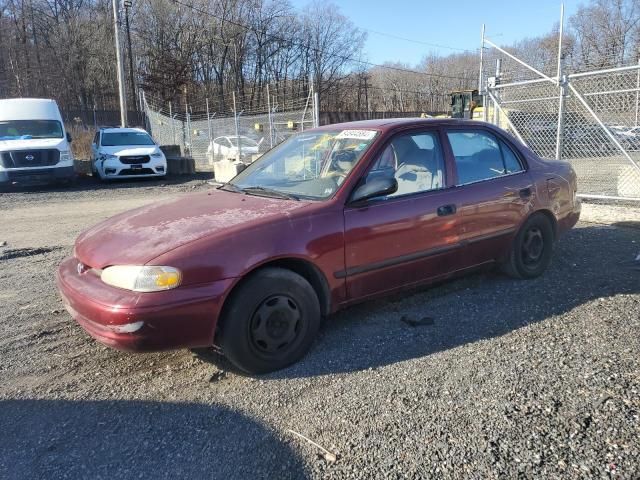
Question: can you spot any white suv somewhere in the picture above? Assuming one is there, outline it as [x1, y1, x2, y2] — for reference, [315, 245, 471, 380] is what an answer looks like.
[91, 128, 167, 180]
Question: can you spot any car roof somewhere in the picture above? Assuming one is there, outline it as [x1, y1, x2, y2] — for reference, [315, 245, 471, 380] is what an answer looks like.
[100, 127, 149, 134]
[312, 117, 491, 133]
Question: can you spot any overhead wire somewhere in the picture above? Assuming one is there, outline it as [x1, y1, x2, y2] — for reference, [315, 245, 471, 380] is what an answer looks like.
[170, 0, 471, 82]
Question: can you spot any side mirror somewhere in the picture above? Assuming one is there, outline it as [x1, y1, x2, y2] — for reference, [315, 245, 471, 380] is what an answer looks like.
[349, 177, 398, 205]
[66, 132, 73, 143]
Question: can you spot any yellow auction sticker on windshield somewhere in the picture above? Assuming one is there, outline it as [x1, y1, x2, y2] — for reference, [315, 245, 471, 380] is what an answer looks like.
[336, 130, 377, 140]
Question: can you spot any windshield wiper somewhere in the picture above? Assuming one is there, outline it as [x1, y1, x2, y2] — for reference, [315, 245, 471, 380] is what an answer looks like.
[241, 186, 299, 201]
[218, 182, 243, 193]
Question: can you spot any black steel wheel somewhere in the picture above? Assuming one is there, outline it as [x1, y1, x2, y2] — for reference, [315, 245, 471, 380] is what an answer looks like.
[249, 294, 302, 355]
[218, 268, 321, 374]
[502, 213, 554, 279]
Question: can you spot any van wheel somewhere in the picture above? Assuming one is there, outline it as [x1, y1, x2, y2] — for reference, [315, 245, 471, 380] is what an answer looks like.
[218, 268, 321, 374]
[502, 213, 554, 279]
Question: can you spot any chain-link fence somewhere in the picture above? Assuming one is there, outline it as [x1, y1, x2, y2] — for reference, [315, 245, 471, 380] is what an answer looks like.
[143, 85, 317, 168]
[480, 23, 640, 202]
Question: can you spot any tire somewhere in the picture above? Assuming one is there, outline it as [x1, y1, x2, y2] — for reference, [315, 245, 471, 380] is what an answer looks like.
[218, 268, 321, 374]
[502, 213, 554, 279]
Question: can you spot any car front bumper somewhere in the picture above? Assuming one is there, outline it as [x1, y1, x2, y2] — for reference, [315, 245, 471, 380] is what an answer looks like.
[56, 256, 234, 352]
[0, 166, 75, 185]
[98, 157, 167, 179]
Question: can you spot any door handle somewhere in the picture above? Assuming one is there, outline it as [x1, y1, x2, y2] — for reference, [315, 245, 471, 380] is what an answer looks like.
[519, 187, 532, 199]
[437, 204, 457, 216]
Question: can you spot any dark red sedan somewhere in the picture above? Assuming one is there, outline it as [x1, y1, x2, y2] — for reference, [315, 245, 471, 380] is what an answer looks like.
[57, 119, 580, 373]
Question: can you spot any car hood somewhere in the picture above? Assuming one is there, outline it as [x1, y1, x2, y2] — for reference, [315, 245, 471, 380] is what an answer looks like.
[100, 146, 160, 156]
[74, 189, 309, 268]
[0, 138, 67, 151]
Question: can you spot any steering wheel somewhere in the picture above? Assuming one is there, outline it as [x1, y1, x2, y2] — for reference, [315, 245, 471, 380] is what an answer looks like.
[327, 150, 356, 185]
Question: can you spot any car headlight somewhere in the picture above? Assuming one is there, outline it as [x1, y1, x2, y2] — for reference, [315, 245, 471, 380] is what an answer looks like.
[59, 150, 73, 163]
[150, 152, 163, 158]
[100, 265, 182, 292]
[100, 154, 118, 161]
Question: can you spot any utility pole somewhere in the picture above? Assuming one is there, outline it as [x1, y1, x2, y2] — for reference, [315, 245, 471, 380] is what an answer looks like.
[123, 0, 137, 113]
[555, 3, 566, 160]
[112, 0, 127, 127]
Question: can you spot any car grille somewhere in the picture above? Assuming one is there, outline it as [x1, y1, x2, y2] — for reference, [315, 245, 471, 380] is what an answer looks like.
[119, 155, 150, 164]
[6, 168, 56, 180]
[119, 168, 155, 176]
[0, 149, 60, 168]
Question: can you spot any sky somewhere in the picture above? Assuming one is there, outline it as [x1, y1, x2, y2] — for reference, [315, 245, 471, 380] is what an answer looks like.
[290, 0, 582, 66]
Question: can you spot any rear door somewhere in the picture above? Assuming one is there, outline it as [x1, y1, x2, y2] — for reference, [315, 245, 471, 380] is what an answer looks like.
[443, 128, 533, 266]
[342, 129, 463, 301]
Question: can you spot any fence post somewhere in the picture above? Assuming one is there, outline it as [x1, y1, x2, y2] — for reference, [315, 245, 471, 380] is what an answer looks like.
[479, 24, 487, 122]
[555, 4, 566, 160]
[494, 58, 502, 126]
[635, 58, 639, 127]
[187, 107, 193, 157]
[206, 97, 212, 149]
[141, 91, 148, 131]
[313, 91, 320, 128]
[266, 84, 274, 148]
[233, 91, 241, 161]
[169, 102, 176, 146]
[556, 77, 567, 161]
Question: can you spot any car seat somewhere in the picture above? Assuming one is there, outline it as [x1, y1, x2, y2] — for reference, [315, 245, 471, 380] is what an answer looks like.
[393, 137, 443, 195]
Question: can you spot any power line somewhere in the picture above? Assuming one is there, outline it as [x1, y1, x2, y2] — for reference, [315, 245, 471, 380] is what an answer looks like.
[170, 0, 470, 82]
[363, 28, 475, 53]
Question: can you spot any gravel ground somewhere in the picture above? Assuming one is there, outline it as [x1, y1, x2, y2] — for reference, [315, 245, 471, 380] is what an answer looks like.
[1, 177, 639, 479]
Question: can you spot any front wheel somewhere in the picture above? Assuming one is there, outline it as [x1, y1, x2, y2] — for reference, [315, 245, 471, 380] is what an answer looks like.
[502, 213, 554, 279]
[218, 268, 321, 374]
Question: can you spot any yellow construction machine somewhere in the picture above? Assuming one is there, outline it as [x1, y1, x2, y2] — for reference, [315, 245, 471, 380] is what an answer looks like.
[450, 89, 484, 120]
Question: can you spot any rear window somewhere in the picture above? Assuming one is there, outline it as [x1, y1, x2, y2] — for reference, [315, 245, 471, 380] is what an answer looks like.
[101, 132, 155, 146]
[447, 130, 523, 185]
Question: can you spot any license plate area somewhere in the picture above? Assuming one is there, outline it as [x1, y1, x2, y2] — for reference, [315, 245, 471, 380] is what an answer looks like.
[130, 164, 142, 170]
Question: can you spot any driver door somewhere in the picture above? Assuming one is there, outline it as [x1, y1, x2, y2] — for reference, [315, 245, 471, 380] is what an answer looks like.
[342, 129, 463, 301]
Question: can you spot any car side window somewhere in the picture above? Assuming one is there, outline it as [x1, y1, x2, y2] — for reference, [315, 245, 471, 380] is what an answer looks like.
[500, 141, 523, 173]
[364, 131, 445, 197]
[447, 130, 523, 185]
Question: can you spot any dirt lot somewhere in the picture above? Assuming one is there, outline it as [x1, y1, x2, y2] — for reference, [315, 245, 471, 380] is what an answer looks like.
[1, 177, 639, 479]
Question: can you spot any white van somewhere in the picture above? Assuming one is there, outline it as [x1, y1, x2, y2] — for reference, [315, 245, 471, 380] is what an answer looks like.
[0, 98, 75, 186]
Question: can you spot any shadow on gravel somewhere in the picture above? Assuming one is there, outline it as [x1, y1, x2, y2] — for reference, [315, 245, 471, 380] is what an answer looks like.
[0, 399, 307, 480]
[235, 224, 638, 379]
[0, 172, 214, 194]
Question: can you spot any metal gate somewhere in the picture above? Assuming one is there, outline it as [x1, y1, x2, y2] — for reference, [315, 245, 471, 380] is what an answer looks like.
[479, 10, 640, 202]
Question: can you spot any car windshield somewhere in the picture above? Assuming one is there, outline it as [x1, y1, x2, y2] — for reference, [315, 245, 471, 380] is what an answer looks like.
[229, 129, 379, 200]
[229, 137, 259, 148]
[0, 120, 63, 140]
[102, 131, 155, 146]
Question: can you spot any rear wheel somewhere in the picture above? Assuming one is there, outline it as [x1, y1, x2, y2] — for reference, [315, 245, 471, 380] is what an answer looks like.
[218, 268, 321, 374]
[502, 213, 554, 279]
